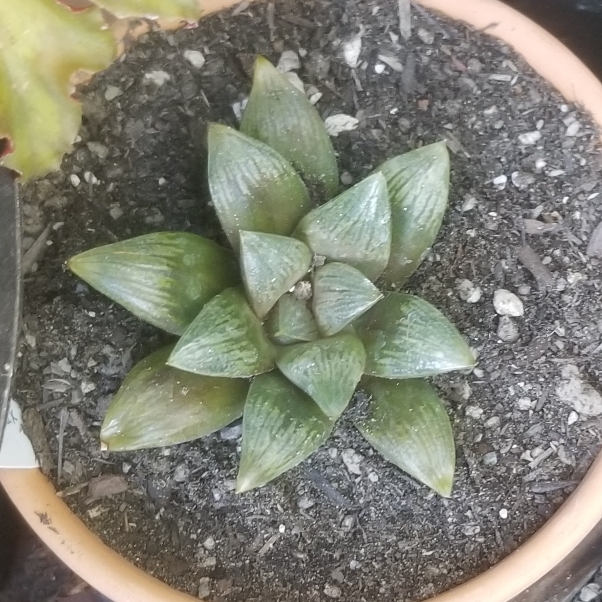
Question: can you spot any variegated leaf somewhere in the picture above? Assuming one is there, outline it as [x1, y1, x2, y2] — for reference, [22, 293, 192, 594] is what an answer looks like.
[240, 230, 312, 319]
[313, 262, 383, 336]
[68, 233, 238, 335]
[266, 293, 318, 345]
[276, 333, 366, 419]
[357, 378, 455, 496]
[294, 173, 391, 280]
[355, 293, 475, 379]
[168, 288, 274, 377]
[208, 124, 311, 253]
[237, 372, 333, 492]
[375, 142, 450, 286]
[101, 346, 248, 451]
[240, 56, 338, 199]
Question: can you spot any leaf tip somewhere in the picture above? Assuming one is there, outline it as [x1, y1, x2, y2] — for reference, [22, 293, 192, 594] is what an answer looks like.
[435, 476, 454, 498]
[235, 472, 259, 494]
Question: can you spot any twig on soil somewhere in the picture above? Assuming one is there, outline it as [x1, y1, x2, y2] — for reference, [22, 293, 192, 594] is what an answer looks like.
[57, 407, 69, 482]
[398, 0, 411, 41]
[528, 446, 555, 469]
[258, 533, 280, 557]
[231, 1, 250, 16]
[22, 224, 51, 275]
[267, 3, 275, 41]
[56, 482, 89, 498]
[305, 469, 353, 508]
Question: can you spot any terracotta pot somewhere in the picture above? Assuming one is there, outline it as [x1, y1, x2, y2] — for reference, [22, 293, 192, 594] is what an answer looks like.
[3, 1, 602, 600]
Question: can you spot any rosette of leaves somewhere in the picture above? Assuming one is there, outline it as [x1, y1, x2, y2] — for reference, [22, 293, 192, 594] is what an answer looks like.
[69, 56, 475, 497]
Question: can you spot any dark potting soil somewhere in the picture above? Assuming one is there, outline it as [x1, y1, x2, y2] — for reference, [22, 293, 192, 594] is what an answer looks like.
[15, 1, 602, 600]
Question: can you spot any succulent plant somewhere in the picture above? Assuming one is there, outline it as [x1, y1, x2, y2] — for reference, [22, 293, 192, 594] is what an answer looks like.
[69, 56, 475, 497]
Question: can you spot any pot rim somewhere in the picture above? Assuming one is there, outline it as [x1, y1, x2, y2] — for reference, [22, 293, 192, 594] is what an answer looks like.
[3, 0, 602, 601]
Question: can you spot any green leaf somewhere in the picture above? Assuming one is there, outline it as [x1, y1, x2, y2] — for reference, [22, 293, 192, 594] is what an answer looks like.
[240, 56, 338, 199]
[237, 372, 333, 492]
[375, 142, 450, 286]
[276, 333, 366, 419]
[0, 1, 116, 179]
[208, 123, 311, 253]
[357, 378, 455, 497]
[168, 288, 274, 377]
[313, 262, 383, 336]
[240, 230, 312, 319]
[93, 0, 200, 19]
[355, 293, 475, 379]
[266, 293, 318, 345]
[101, 346, 248, 452]
[68, 233, 239, 336]
[294, 173, 391, 280]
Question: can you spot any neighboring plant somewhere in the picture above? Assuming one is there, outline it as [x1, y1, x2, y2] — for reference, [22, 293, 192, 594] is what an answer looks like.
[69, 56, 475, 496]
[0, 0, 201, 180]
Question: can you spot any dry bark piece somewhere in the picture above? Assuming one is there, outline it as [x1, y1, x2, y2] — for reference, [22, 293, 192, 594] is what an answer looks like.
[517, 245, 554, 290]
[522, 219, 560, 235]
[86, 474, 128, 503]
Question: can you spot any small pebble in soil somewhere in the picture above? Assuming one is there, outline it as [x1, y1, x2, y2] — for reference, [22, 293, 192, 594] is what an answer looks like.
[343, 35, 362, 69]
[497, 316, 519, 342]
[183, 50, 206, 69]
[324, 584, 342, 598]
[324, 114, 359, 136]
[341, 448, 363, 475]
[518, 130, 541, 145]
[482, 452, 498, 466]
[493, 289, 524, 317]
[277, 50, 301, 73]
[492, 175, 507, 190]
[556, 364, 602, 416]
[466, 406, 484, 420]
[198, 577, 211, 599]
[579, 583, 601, 602]
[456, 279, 482, 303]
[461, 195, 477, 212]
[298, 496, 315, 510]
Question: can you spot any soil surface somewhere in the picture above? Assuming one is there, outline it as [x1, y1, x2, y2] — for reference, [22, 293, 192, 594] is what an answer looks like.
[15, 1, 602, 600]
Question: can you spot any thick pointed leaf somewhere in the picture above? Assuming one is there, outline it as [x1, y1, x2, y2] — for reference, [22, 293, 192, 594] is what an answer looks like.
[93, 0, 200, 19]
[313, 262, 383, 336]
[0, 1, 115, 179]
[240, 230, 312, 319]
[68, 233, 239, 336]
[101, 347, 248, 452]
[168, 288, 274, 377]
[357, 378, 455, 496]
[355, 293, 475, 379]
[375, 142, 450, 286]
[240, 56, 338, 199]
[237, 372, 333, 492]
[276, 333, 365, 419]
[208, 124, 311, 253]
[266, 293, 318, 345]
[294, 173, 391, 280]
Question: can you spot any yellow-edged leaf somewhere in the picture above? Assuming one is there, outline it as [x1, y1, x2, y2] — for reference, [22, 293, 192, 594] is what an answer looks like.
[0, 1, 116, 179]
